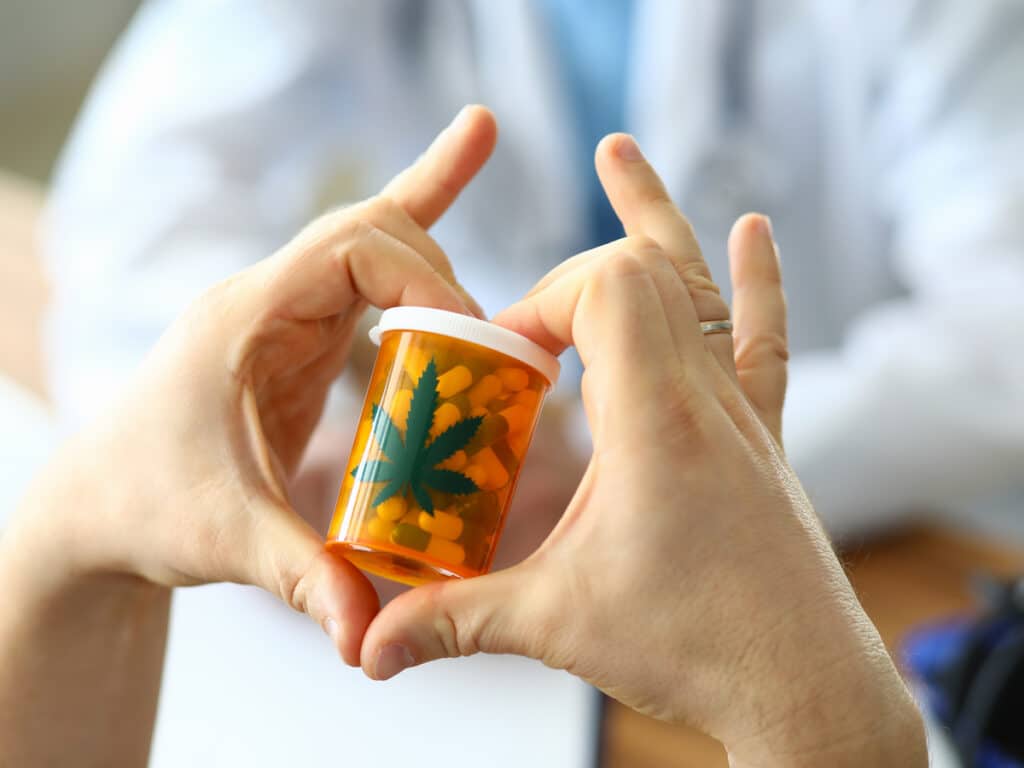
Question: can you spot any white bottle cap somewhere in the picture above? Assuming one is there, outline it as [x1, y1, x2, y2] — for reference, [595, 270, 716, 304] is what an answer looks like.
[369, 307, 561, 385]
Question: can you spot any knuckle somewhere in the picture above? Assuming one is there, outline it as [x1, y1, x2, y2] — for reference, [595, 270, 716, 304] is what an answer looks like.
[734, 330, 790, 370]
[625, 234, 662, 254]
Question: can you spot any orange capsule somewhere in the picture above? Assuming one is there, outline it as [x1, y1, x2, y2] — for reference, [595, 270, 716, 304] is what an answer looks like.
[496, 367, 529, 392]
[498, 404, 532, 435]
[472, 447, 510, 490]
[513, 388, 540, 409]
[468, 374, 503, 409]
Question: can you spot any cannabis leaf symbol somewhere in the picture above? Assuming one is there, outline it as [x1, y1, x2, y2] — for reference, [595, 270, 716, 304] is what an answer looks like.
[352, 358, 482, 515]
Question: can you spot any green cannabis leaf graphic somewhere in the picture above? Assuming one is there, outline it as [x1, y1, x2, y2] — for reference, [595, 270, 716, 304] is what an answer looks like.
[352, 358, 482, 514]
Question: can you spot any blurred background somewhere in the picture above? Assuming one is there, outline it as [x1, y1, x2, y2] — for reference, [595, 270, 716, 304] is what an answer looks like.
[1, 3, 1022, 767]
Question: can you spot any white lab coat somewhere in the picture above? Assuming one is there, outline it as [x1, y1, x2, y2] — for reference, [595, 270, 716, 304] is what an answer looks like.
[40, 1, 1024, 764]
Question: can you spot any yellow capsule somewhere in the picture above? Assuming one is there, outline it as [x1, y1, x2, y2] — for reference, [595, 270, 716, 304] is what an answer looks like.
[376, 495, 407, 522]
[401, 509, 421, 525]
[498, 404, 532, 435]
[438, 450, 468, 470]
[513, 389, 540, 409]
[472, 447, 510, 490]
[430, 402, 461, 437]
[426, 537, 466, 565]
[402, 349, 429, 382]
[463, 463, 488, 489]
[437, 365, 473, 398]
[468, 374, 503, 409]
[391, 389, 413, 431]
[496, 367, 529, 392]
[418, 510, 464, 541]
[367, 516, 395, 540]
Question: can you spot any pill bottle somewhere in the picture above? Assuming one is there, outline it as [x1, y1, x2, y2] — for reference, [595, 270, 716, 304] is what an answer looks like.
[327, 307, 560, 587]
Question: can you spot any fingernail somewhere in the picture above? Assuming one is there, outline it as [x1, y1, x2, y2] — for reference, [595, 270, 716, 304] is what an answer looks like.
[374, 643, 415, 681]
[322, 616, 340, 644]
[615, 134, 644, 162]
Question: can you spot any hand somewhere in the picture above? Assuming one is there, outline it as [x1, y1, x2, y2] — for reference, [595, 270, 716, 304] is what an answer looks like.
[3, 106, 498, 664]
[358, 136, 925, 766]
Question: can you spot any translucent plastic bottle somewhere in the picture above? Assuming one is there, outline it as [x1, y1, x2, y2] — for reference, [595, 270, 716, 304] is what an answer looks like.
[327, 307, 560, 586]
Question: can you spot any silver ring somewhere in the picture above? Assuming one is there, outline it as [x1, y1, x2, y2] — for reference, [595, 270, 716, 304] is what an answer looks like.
[700, 320, 733, 335]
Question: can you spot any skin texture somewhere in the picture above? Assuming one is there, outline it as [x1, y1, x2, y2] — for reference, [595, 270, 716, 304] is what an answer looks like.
[0, 122, 926, 767]
[358, 136, 927, 768]
[0, 105, 498, 767]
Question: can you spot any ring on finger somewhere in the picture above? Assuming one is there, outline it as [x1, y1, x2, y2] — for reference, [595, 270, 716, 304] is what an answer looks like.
[700, 320, 733, 336]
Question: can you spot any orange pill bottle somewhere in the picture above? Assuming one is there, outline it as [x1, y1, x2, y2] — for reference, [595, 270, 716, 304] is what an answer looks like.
[326, 307, 560, 587]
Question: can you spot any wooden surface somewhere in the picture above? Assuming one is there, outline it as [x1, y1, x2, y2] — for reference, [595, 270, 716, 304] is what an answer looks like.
[600, 526, 1024, 767]
[2, 171, 1023, 767]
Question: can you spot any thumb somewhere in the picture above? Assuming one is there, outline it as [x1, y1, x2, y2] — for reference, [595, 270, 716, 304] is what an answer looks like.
[360, 564, 555, 680]
[238, 504, 380, 665]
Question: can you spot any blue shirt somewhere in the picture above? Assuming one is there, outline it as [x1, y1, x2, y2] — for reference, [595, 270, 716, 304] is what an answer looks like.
[539, 0, 634, 250]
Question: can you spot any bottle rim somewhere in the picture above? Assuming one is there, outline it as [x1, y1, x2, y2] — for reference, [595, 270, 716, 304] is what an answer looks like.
[369, 307, 561, 385]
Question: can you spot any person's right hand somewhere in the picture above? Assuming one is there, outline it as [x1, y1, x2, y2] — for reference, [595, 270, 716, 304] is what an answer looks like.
[359, 136, 925, 767]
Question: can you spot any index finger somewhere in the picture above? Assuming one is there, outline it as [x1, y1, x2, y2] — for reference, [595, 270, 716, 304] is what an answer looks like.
[595, 134, 735, 371]
[381, 105, 498, 229]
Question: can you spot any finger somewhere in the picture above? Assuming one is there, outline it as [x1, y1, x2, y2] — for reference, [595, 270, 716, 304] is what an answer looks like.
[594, 134, 736, 375]
[494, 248, 705, 437]
[360, 565, 552, 680]
[259, 219, 469, 321]
[381, 104, 498, 229]
[235, 502, 380, 666]
[353, 195, 486, 318]
[728, 214, 789, 444]
[523, 237, 630, 298]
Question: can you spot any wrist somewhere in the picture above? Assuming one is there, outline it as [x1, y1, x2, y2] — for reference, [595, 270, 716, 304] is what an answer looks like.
[2, 430, 145, 593]
[724, 649, 926, 768]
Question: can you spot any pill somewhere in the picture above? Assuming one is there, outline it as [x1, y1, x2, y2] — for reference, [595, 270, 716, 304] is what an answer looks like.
[497, 367, 529, 392]
[507, 430, 530, 459]
[466, 413, 509, 454]
[463, 464, 487, 489]
[448, 392, 471, 416]
[458, 493, 500, 529]
[470, 405, 488, 418]
[401, 508, 421, 525]
[391, 389, 413, 431]
[472, 447, 510, 490]
[426, 537, 465, 565]
[376, 495, 407, 522]
[487, 396, 512, 413]
[514, 389, 540, 409]
[438, 365, 473, 398]
[438, 450, 468, 470]
[492, 440, 519, 474]
[419, 510, 464, 540]
[430, 402, 461, 437]
[402, 349, 429, 382]
[367, 517, 395, 540]
[468, 374, 502, 408]
[391, 523, 430, 551]
[498, 404, 532, 435]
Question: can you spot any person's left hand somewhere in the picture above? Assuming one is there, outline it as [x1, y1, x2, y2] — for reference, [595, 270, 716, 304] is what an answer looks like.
[6, 106, 498, 664]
